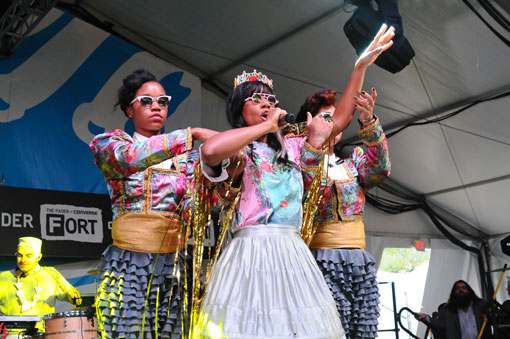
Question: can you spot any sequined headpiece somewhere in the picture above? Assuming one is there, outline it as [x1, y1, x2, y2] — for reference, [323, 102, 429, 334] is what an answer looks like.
[234, 70, 273, 89]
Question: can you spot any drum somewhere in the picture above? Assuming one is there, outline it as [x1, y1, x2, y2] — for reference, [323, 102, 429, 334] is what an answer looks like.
[43, 311, 97, 338]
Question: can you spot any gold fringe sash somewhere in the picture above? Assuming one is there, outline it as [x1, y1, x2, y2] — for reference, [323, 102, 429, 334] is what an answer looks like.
[189, 158, 243, 338]
[112, 213, 183, 253]
[301, 155, 326, 245]
[308, 220, 366, 249]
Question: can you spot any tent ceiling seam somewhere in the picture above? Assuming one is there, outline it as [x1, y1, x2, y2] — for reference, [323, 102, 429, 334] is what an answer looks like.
[340, 85, 510, 145]
[409, 56, 467, 198]
[411, 58, 437, 116]
[68, 3, 353, 98]
[207, 3, 347, 79]
[60, 2, 229, 93]
[437, 123, 510, 146]
[437, 112, 482, 230]
[425, 174, 510, 197]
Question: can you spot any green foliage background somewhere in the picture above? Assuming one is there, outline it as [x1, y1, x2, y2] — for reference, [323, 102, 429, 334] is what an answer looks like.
[379, 248, 431, 273]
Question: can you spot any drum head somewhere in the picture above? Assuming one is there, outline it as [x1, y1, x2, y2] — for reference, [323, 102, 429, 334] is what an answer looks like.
[43, 310, 90, 320]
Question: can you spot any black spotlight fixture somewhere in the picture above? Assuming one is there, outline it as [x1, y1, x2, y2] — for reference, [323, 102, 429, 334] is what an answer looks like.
[344, 0, 415, 73]
[501, 235, 510, 257]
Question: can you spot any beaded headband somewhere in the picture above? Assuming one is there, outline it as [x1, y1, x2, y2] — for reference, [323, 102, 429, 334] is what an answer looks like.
[234, 70, 273, 89]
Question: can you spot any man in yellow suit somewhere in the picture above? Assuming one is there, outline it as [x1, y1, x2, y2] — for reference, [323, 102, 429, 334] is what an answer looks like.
[0, 237, 81, 337]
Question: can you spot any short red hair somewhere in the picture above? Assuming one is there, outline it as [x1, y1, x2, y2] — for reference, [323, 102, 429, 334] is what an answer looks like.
[296, 89, 338, 123]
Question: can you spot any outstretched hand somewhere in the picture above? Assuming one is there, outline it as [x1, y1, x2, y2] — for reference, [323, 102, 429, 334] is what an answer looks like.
[355, 24, 395, 69]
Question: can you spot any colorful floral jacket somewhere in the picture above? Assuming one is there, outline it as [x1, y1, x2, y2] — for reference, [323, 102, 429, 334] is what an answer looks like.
[89, 128, 195, 220]
[317, 117, 390, 223]
[206, 136, 325, 230]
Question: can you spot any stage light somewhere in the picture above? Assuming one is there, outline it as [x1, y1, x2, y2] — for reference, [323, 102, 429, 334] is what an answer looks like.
[501, 235, 510, 256]
[344, 0, 415, 73]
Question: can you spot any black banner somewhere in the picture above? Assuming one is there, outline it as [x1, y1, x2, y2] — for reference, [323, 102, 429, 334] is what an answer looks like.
[0, 186, 112, 257]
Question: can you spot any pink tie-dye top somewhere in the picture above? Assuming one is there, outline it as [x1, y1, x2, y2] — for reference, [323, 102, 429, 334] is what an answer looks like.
[212, 136, 325, 231]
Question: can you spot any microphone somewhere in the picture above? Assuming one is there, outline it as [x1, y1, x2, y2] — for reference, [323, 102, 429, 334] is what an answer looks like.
[278, 113, 295, 126]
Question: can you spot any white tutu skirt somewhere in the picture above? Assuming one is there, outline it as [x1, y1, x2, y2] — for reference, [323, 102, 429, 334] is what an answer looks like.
[194, 225, 344, 339]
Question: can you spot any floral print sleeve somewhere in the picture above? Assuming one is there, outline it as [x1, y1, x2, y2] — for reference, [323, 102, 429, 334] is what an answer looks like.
[90, 128, 192, 179]
[300, 141, 326, 196]
[353, 116, 390, 190]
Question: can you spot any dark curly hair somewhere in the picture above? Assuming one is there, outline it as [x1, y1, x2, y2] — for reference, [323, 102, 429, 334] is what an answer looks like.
[115, 69, 158, 117]
[296, 89, 338, 123]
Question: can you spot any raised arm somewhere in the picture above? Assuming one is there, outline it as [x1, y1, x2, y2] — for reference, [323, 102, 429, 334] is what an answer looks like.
[328, 24, 395, 141]
[200, 107, 282, 167]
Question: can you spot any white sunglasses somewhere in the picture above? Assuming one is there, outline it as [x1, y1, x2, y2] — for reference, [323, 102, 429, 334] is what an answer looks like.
[244, 92, 279, 106]
[130, 95, 172, 107]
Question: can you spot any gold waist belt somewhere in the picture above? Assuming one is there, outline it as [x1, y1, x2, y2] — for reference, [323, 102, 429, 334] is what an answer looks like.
[308, 220, 366, 249]
[112, 213, 183, 253]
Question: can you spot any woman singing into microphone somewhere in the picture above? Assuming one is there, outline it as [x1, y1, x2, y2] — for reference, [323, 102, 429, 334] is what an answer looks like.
[194, 24, 394, 339]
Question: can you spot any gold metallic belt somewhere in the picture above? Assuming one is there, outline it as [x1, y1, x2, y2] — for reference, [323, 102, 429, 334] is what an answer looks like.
[112, 213, 184, 253]
[308, 220, 366, 249]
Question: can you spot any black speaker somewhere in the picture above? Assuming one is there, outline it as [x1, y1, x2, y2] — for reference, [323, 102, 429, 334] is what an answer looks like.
[501, 235, 510, 256]
[343, 0, 415, 73]
[344, 6, 381, 54]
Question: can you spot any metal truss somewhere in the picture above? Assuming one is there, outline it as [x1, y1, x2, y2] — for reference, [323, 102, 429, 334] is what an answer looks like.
[0, 0, 59, 56]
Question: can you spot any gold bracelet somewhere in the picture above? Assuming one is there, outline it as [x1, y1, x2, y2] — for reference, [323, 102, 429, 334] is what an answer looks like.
[359, 115, 374, 123]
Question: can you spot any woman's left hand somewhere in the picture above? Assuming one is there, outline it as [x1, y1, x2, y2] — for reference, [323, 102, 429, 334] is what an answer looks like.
[354, 87, 377, 124]
[307, 112, 333, 149]
[355, 24, 395, 69]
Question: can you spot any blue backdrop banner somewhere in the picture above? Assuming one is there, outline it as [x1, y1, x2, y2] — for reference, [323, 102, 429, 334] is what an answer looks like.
[0, 9, 202, 195]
